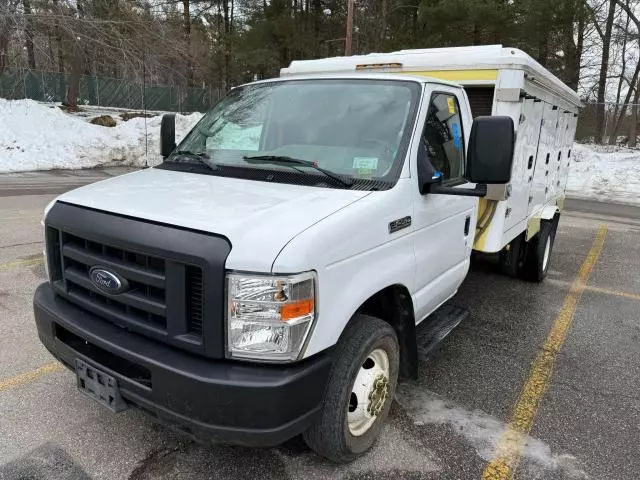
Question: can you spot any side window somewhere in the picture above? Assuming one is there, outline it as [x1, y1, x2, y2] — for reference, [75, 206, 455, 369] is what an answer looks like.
[421, 93, 465, 183]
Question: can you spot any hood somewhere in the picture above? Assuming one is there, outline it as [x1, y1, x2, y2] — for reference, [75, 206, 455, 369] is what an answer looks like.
[54, 168, 370, 272]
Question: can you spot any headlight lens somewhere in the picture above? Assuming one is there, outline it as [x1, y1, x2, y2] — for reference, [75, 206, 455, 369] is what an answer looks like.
[227, 271, 316, 361]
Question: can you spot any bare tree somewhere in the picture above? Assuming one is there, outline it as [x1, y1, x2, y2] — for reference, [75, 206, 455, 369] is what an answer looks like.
[629, 76, 640, 146]
[607, 0, 640, 144]
[595, 0, 617, 143]
[23, 0, 35, 68]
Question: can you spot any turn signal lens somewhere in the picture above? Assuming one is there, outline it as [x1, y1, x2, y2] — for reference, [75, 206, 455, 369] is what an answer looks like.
[281, 299, 314, 321]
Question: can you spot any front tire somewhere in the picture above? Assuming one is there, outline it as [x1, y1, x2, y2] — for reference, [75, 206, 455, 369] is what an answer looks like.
[303, 314, 399, 462]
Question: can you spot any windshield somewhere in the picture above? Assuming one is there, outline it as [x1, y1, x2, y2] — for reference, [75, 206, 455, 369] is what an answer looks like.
[167, 79, 421, 189]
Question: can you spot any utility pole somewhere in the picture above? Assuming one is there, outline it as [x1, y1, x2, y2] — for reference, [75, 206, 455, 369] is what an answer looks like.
[345, 0, 354, 56]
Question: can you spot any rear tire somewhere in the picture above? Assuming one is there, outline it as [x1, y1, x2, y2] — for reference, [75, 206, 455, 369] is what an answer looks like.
[520, 217, 558, 282]
[499, 233, 525, 278]
[303, 314, 399, 463]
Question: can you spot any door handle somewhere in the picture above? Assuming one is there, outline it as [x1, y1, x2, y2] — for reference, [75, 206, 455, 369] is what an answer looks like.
[464, 216, 471, 236]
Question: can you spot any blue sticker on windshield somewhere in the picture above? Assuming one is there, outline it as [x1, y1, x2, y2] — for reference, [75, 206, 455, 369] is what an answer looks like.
[452, 123, 461, 150]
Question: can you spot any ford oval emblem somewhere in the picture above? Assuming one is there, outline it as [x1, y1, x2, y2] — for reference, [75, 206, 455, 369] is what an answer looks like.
[89, 266, 128, 294]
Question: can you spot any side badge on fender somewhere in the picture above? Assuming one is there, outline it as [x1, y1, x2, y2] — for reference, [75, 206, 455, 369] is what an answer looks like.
[389, 216, 412, 234]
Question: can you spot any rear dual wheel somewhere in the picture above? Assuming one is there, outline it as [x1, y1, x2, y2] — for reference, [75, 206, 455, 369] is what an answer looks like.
[520, 218, 558, 282]
[303, 314, 399, 463]
[499, 215, 558, 282]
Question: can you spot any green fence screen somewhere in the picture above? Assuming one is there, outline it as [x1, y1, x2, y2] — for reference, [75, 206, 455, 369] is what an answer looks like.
[0, 70, 221, 113]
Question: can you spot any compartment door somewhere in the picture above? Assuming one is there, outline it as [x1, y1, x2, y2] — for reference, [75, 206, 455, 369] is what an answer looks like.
[505, 98, 543, 230]
[547, 110, 569, 201]
[529, 103, 557, 216]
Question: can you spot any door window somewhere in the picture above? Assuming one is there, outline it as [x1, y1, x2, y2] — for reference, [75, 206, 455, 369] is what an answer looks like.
[420, 93, 465, 183]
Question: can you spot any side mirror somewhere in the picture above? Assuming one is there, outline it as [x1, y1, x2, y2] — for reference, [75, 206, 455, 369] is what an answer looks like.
[465, 116, 514, 184]
[160, 114, 176, 158]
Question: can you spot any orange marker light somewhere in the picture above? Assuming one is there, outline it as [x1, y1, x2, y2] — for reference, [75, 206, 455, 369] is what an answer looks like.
[281, 299, 314, 321]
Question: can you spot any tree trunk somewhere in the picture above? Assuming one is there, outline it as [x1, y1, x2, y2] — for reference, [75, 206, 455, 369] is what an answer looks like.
[0, 0, 10, 73]
[222, 0, 230, 89]
[51, 0, 64, 73]
[23, 0, 36, 69]
[313, 0, 321, 56]
[380, 0, 387, 50]
[612, 0, 630, 124]
[629, 80, 640, 147]
[0, 30, 8, 73]
[596, 0, 617, 143]
[561, 0, 584, 90]
[575, 0, 585, 84]
[182, 0, 193, 85]
[64, 48, 82, 108]
[472, 23, 481, 45]
[537, 31, 550, 66]
[345, 0, 354, 55]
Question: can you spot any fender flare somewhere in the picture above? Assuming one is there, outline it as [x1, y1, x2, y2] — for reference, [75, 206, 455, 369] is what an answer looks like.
[540, 204, 560, 220]
[526, 205, 559, 241]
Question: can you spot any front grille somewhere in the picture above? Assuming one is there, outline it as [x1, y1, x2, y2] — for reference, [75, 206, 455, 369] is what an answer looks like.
[47, 227, 205, 350]
[45, 202, 231, 359]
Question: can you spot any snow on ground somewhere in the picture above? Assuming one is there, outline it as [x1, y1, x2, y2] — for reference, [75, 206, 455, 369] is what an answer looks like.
[566, 143, 640, 206]
[0, 99, 202, 173]
[396, 384, 589, 478]
[1, 99, 639, 206]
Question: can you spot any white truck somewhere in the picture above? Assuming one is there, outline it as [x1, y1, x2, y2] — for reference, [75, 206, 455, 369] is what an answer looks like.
[33, 45, 580, 462]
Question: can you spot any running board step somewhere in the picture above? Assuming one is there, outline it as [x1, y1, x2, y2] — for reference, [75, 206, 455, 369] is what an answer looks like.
[416, 304, 469, 357]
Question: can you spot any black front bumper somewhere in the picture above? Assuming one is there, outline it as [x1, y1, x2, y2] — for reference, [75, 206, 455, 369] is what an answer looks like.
[34, 283, 332, 447]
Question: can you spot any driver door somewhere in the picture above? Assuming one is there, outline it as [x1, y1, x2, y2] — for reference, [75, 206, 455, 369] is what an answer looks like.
[411, 86, 477, 322]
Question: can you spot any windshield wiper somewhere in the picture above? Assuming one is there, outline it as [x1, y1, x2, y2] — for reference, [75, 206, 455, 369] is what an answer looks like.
[242, 155, 353, 187]
[167, 150, 218, 171]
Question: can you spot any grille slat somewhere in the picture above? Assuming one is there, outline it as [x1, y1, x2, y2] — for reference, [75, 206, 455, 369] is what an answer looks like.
[66, 282, 166, 335]
[62, 243, 165, 287]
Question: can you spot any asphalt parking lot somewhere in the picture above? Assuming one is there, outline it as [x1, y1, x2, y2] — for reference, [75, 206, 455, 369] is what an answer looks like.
[1, 172, 639, 480]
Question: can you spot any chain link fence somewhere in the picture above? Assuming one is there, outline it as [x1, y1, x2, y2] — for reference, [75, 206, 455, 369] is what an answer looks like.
[0, 69, 223, 113]
[2, 71, 639, 147]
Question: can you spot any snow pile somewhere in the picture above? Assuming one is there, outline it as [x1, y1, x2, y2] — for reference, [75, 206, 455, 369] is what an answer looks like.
[0, 99, 202, 173]
[567, 143, 640, 205]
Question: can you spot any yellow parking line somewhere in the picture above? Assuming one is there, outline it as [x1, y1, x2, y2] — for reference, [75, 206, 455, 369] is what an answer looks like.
[0, 362, 63, 392]
[0, 256, 44, 271]
[481, 225, 608, 480]
[583, 285, 640, 302]
[547, 279, 640, 303]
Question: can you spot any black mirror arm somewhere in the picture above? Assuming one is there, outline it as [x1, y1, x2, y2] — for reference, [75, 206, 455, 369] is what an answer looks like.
[428, 183, 487, 197]
[160, 114, 177, 158]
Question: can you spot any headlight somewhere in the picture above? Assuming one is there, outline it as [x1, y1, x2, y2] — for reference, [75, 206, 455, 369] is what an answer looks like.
[227, 271, 316, 361]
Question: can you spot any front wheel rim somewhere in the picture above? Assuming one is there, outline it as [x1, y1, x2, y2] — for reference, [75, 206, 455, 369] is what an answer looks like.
[347, 348, 390, 437]
[542, 235, 551, 271]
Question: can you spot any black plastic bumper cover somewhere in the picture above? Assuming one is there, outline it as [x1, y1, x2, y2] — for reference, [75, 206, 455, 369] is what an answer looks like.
[34, 283, 332, 447]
